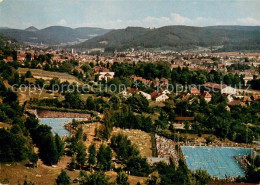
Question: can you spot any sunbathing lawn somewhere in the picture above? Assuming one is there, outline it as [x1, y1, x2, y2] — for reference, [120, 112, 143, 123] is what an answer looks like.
[112, 128, 153, 158]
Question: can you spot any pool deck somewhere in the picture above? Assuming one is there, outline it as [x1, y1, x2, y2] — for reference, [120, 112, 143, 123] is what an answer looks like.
[36, 109, 91, 118]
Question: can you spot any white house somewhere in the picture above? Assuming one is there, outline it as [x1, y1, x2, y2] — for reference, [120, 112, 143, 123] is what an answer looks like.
[139, 91, 151, 100]
[162, 89, 171, 95]
[221, 86, 236, 95]
[203, 82, 236, 95]
[98, 72, 115, 81]
[151, 91, 169, 102]
[155, 94, 169, 102]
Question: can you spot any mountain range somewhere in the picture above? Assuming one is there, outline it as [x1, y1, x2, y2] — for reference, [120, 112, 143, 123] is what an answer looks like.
[1, 25, 260, 52]
[73, 25, 260, 51]
[0, 26, 111, 45]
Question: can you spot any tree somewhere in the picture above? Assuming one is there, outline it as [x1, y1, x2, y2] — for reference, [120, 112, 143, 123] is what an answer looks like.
[38, 134, 59, 165]
[109, 95, 120, 110]
[116, 171, 129, 185]
[64, 92, 84, 109]
[80, 172, 110, 185]
[29, 153, 38, 168]
[0, 129, 28, 162]
[97, 144, 112, 171]
[35, 78, 45, 88]
[193, 169, 212, 185]
[99, 109, 114, 140]
[111, 134, 139, 162]
[145, 171, 161, 185]
[126, 156, 150, 177]
[49, 77, 61, 91]
[56, 170, 70, 185]
[68, 157, 77, 170]
[25, 70, 33, 78]
[127, 93, 149, 113]
[184, 121, 190, 131]
[76, 141, 86, 169]
[55, 134, 64, 159]
[86, 96, 96, 110]
[88, 143, 96, 171]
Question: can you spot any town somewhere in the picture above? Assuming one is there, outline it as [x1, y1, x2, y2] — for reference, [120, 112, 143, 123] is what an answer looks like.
[0, 43, 259, 185]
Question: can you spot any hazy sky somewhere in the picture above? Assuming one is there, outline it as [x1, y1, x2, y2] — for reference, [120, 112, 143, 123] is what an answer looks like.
[0, 0, 260, 29]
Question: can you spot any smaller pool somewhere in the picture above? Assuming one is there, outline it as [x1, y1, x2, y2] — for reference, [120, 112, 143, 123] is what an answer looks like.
[38, 118, 85, 137]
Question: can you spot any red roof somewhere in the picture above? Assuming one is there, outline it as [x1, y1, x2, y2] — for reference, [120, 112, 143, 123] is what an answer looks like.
[150, 91, 159, 98]
[228, 100, 246, 106]
[242, 96, 252, 102]
[175, 117, 195, 121]
[182, 94, 190, 101]
[200, 91, 212, 98]
[18, 53, 27, 58]
[203, 82, 227, 90]
[128, 88, 139, 94]
[104, 73, 112, 77]
[190, 88, 200, 95]
[252, 95, 259, 100]
[7, 56, 13, 61]
[94, 66, 110, 72]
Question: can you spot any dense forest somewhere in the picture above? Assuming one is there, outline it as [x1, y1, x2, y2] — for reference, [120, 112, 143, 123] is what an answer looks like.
[0, 61, 64, 166]
[74, 26, 260, 51]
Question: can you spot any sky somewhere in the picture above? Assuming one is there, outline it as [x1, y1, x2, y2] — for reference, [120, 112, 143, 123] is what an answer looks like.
[0, 0, 260, 29]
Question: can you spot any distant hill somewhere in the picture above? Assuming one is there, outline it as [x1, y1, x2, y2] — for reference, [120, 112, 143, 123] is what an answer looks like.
[74, 27, 150, 49]
[0, 26, 111, 45]
[0, 33, 21, 49]
[73, 25, 260, 51]
[25, 26, 39, 32]
[207, 25, 260, 31]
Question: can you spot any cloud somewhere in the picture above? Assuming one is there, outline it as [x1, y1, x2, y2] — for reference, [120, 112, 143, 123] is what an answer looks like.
[236, 17, 260, 26]
[79, 13, 222, 29]
[58, 19, 67, 26]
[123, 13, 220, 28]
[170, 13, 192, 25]
[78, 13, 259, 29]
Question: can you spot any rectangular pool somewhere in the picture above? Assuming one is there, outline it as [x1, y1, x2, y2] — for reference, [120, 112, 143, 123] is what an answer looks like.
[38, 118, 85, 137]
[181, 146, 252, 179]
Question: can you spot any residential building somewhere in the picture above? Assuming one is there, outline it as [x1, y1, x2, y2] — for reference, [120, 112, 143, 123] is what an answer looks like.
[203, 82, 236, 95]
[200, 91, 212, 102]
[139, 91, 151, 100]
[190, 87, 200, 95]
[151, 91, 169, 102]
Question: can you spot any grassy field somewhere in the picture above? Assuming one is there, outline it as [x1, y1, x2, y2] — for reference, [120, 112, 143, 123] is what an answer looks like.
[17, 68, 83, 85]
[0, 156, 79, 185]
[80, 94, 94, 101]
[141, 112, 159, 122]
[0, 157, 146, 185]
[112, 128, 153, 158]
[0, 123, 148, 185]
[17, 87, 63, 106]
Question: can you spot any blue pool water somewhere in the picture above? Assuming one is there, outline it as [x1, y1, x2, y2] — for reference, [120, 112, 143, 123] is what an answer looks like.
[38, 118, 85, 137]
[181, 146, 252, 179]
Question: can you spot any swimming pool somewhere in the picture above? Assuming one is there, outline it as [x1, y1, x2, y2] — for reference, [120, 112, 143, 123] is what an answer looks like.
[181, 146, 252, 179]
[38, 118, 85, 137]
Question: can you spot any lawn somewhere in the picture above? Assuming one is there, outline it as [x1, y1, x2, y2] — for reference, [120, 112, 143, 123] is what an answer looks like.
[17, 87, 63, 106]
[112, 128, 153, 158]
[17, 68, 83, 85]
